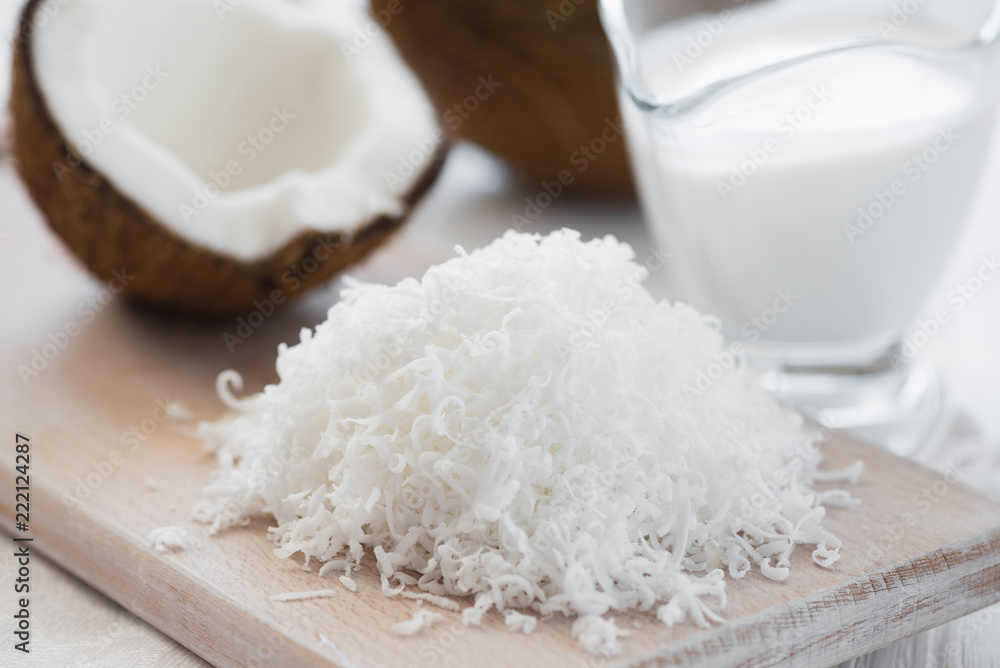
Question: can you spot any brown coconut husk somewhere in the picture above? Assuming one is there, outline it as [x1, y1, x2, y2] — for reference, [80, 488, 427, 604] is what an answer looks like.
[374, 0, 631, 197]
[373, 0, 761, 199]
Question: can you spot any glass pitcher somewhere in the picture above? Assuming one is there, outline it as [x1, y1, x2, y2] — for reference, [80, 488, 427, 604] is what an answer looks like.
[600, 0, 1000, 453]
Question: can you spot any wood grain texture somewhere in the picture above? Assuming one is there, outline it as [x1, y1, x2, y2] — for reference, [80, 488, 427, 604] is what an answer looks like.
[2, 162, 1000, 668]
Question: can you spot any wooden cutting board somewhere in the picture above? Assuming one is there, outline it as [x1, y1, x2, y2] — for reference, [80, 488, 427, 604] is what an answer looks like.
[2, 163, 1000, 667]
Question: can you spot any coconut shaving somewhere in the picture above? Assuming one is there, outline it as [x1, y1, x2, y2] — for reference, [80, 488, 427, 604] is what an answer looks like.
[196, 229, 859, 655]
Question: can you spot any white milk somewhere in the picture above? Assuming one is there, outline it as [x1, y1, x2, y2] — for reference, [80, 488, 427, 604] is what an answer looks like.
[625, 8, 998, 365]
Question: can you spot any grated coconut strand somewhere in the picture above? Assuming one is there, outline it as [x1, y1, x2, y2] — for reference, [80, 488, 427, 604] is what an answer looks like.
[148, 526, 188, 552]
[392, 609, 441, 636]
[196, 229, 857, 655]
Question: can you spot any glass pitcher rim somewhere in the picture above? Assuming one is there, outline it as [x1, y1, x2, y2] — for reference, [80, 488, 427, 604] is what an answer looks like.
[599, 0, 1000, 116]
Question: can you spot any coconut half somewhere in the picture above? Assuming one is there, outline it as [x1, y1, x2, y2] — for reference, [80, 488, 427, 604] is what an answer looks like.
[12, 0, 445, 314]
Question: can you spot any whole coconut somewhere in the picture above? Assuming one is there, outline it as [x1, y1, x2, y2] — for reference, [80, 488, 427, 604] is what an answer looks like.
[372, 0, 755, 199]
[372, 0, 632, 197]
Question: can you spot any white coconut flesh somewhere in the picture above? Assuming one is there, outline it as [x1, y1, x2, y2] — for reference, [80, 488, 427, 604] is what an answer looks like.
[30, 0, 440, 262]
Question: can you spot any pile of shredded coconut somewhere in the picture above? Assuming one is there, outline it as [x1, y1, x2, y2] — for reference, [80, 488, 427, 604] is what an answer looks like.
[196, 229, 859, 656]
